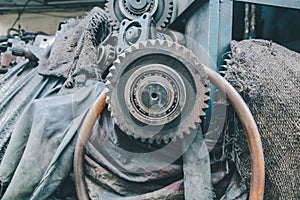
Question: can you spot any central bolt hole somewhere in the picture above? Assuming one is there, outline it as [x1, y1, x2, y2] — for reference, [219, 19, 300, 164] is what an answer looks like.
[136, 0, 140, 2]
[151, 93, 158, 100]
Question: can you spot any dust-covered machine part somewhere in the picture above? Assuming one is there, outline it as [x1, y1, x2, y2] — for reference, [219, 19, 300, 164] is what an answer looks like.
[105, 0, 174, 31]
[105, 39, 210, 144]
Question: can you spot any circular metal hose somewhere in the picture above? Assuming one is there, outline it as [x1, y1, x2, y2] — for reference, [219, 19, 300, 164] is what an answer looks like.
[74, 67, 265, 200]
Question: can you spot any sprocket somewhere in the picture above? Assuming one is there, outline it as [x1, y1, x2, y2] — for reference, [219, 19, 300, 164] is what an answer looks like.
[105, 0, 174, 31]
[105, 39, 210, 144]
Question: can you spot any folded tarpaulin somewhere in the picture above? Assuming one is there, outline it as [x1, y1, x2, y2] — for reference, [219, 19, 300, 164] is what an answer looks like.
[0, 80, 104, 199]
[0, 60, 64, 163]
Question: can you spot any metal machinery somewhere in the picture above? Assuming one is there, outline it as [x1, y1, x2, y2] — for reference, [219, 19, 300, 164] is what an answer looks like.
[74, 0, 300, 199]
[0, 0, 299, 199]
[74, 0, 298, 199]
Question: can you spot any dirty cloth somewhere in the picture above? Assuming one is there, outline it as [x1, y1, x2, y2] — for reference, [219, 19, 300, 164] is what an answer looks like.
[38, 7, 109, 86]
[224, 39, 300, 199]
[0, 80, 103, 199]
[0, 60, 64, 162]
[84, 108, 213, 199]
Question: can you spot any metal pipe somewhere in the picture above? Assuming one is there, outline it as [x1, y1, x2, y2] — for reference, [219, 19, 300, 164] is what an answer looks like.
[74, 68, 265, 200]
[205, 67, 265, 200]
[74, 90, 107, 200]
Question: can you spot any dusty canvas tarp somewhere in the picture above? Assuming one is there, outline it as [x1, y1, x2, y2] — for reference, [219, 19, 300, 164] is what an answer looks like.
[224, 39, 300, 199]
[84, 108, 213, 199]
[39, 7, 109, 86]
[0, 7, 109, 199]
[0, 60, 64, 163]
[0, 80, 104, 199]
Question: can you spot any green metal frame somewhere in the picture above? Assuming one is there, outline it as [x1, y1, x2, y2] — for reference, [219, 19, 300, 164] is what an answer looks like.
[178, 0, 300, 69]
[235, 0, 300, 10]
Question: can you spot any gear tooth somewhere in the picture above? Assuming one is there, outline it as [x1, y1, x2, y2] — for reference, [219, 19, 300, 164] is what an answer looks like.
[139, 41, 146, 48]
[148, 138, 154, 144]
[163, 137, 170, 144]
[224, 59, 231, 64]
[163, 18, 170, 24]
[131, 44, 138, 51]
[204, 79, 210, 86]
[221, 64, 228, 69]
[141, 138, 146, 143]
[204, 95, 210, 101]
[191, 122, 198, 130]
[105, 83, 112, 92]
[197, 115, 202, 122]
[178, 132, 184, 139]
[170, 42, 177, 50]
[105, 79, 111, 88]
[110, 110, 114, 118]
[186, 130, 192, 135]
[164, 138, 169, 144]
[182, 47, 189, 55]
[127, 132, 132, 137]
[124, 128, 131, 135]
[154, 39, 162, 46]
[107, 103, 112, 111]
[203, 103, 209, 109]
[190, 57, 203, 65]
[205, 87, 211, 93]
[189, 52, 197, 61]
[109, 65, 116, 73]
[199, 110, 206, 116]
[133, 135, 139, 140]
[118, 53, 126, 62]
[165, 40, 173, 48]
[164, 40, 171, 47]
[106, 73, 114, 82]
[106, 95, 111, 102]
[104, 2, 109, 10]
[106, 97, 112, 108]
[147, 40, 155, 46]
[219, 71, 226, 76]
[171, 136, 177, 142]
[175, 43, 181, 50]
[113, 59, 121, 65]
[156, 138, 162, 144]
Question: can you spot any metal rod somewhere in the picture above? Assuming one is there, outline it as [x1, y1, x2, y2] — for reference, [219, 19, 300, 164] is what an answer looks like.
[74, 90, 107, 200]
[205, 67, 265, 200]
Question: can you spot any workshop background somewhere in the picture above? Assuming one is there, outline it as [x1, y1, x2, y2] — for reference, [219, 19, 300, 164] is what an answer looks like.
[0, 0, 299, 199]
[0, 0, 299, 52]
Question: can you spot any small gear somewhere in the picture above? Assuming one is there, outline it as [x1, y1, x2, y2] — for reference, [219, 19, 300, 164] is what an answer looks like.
[105, 39, 210, 144]
[105, 0, 174, 31]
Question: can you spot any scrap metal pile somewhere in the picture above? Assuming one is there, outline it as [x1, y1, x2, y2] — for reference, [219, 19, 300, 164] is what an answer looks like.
[0, 0, 298, 199]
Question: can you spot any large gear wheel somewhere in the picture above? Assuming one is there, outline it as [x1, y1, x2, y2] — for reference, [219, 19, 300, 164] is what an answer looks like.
[105, 39, 210, 144]
[105, 0, 173, 31]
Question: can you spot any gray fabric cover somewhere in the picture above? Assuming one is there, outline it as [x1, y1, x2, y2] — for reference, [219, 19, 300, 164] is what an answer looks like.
[0, 81, 104, 199]
[0, 60, 64, 162]
[84, 108, 213, 199]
